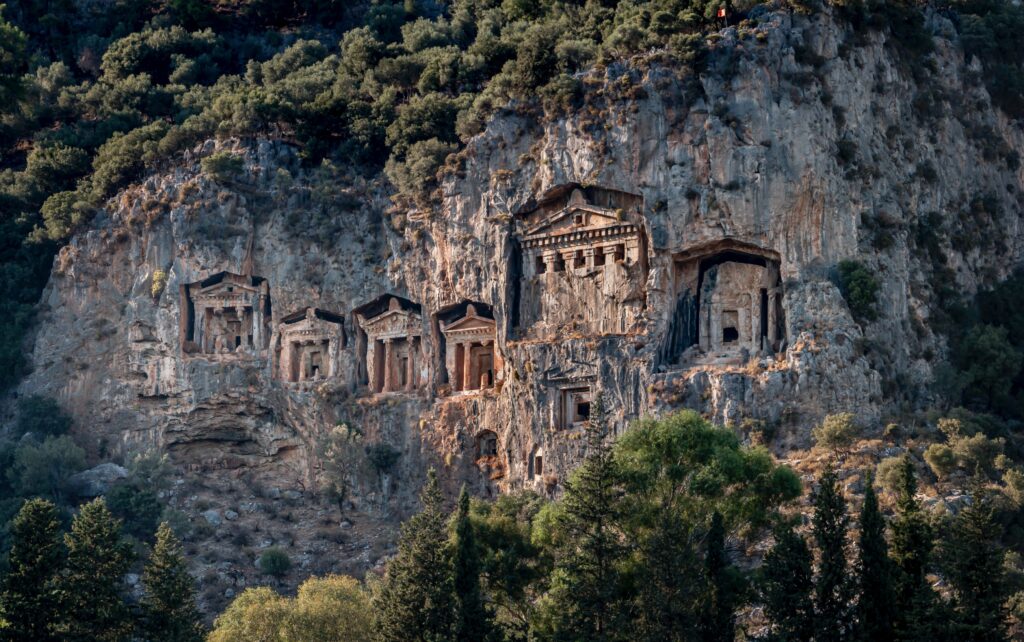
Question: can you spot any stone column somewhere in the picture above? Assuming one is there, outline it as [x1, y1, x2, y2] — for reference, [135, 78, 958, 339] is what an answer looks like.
[254, 295, 265, 350]
[768, 291, 778, 345]
[299, 346, 310, 382]
[481, 339, 494, 388]
[466, 342, 479, 391]
[453, 342, 464, 392]
[382, 338, 394, 392]
[405, 338, 416, 391]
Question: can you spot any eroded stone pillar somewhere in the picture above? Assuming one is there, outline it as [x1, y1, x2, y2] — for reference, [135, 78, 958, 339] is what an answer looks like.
[405, 339, 415, 391]
[382, 339, 394, 392]
[463, 342, 476, 391]
[453, 343, 464, 392]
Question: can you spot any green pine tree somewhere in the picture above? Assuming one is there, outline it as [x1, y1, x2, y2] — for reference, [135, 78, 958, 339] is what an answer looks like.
[888, 456, 941, 642]
[855, 471, 895, 642]
[940, 484, 1008, 642]
[698, 511, 740, 642]
[374, 468, 455, 642]
[548, 394, 628, 641]
[761, 523, 814, 642]
[450, 486, 496, 642]
[632, 509, 699, 641]
[57, 498, 134, 642]
[812, 466, 852, 642]
[140, 522, 205, 642]
[0, 498, 64, 642]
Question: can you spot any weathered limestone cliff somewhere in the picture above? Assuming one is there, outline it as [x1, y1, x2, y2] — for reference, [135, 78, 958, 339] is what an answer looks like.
[18, 8, 1024, 596]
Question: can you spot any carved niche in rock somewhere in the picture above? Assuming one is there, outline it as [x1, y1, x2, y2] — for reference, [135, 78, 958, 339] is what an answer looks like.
[354, 295, 425, 394]
[273, 308, 345, 384]
[440, 303, 501, 393]
[515, 184, 647, 338]
[180, 272, 271, 357]
[660, 239, 785, 365]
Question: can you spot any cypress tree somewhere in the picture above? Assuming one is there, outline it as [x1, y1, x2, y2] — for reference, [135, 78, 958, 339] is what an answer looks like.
[812, 466, 852, 642]
[0, 498, 64, 642]
[58, 497, 133, 642]
[855, 471, 895, 642]
[761, 523, 814, 642]
[548, 394, 628, 641]
[888, 456, 940, 642]
[374, 468, 455, 642]
[140, 522, 205, 642]
[450, 485, 496, 642]
[699, 511, 739, 642]
[940, 485, 1008, 642]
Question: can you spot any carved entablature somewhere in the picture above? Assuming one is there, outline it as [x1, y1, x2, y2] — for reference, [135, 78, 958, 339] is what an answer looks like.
[441, 304, 501, 393]
[515, 184, 647, 338]
[273, 308, 345, 384]
[180, 272, 271, 358]
[355, 296, 425, 394]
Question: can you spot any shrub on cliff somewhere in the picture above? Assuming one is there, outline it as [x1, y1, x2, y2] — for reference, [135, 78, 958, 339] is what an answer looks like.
[200, 151, 245, 182]
[15, 395, 72, 438]
[258, 547, 291, 577]
[812, 412, 861, 454]
[924, 443, 956, 479]
[837, 259, 880, 322]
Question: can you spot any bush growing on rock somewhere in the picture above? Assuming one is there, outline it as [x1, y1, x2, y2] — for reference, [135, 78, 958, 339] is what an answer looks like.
[811, 412, 860, 453]
[258, 547, 291, 577]
[924, 443, 956, 479]
[200, 151, 245, 182]
[15, 395, 72, 438]
[875, 456, 907, 494]
[837, 260, 880, 322]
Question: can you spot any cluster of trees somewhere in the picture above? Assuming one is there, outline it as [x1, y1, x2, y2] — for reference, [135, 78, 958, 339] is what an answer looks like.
[206, 405, 1020, 641]
[763, 458, 1014, 642]
[1, 403, 1019, 640]
[0, 497, 203, 641]
[0, 394, 173, 574]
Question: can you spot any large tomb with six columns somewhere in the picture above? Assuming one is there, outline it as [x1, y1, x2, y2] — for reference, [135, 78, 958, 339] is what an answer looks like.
[355, 296, 425, 394]
[180, 272, 271, 356]
[515, 184, 647, 338]
[273, 308, 345, 383]
[440, 303, 501, 393]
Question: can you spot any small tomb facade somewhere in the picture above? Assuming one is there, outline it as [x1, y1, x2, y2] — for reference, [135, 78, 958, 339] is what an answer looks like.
[515, 184, 647, 337]
[355, 296, 425, 394]
[274, 308, 345, 383]
[440, 304, 501, 393]
[661, 240, 784, 365]
[476, 430, 498, 459]
[558, 386, 592, 429]
[181, 272, 271, 357]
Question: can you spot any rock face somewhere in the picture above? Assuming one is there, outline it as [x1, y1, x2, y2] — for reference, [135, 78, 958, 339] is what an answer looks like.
[17, 8, 1024, 587]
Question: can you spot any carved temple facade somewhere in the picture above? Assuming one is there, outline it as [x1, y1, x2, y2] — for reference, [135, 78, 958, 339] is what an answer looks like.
[515, 185, 647, 338]
[440, 304, 501, 393]
[661, 240, 785, 365]
[181, 272, 271, 357]
[273, 308, 345, 383]
[355, 296, 425, 394]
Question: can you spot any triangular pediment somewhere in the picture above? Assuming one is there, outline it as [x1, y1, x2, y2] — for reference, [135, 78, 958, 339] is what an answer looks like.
[361, 308, 421, 335]
[443, 315, 496, 333]
[196, 281, 259, 298]
[524, 204, 624, 238]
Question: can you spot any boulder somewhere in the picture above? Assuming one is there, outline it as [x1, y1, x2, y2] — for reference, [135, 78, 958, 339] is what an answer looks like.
[67, 463, 129, 497]
[202, 509, 223, 526]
